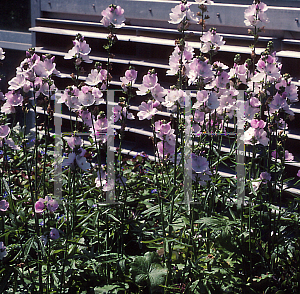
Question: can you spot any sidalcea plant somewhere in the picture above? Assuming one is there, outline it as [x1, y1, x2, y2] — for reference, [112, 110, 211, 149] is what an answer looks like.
[0, 1, 299, 293]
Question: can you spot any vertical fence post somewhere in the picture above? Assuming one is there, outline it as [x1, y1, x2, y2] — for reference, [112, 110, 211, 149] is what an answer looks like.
[54, 93, 62, 200]
[236, 90, 245, 208]
[184, 91, 192, 213]
[106, 90, 116, 203]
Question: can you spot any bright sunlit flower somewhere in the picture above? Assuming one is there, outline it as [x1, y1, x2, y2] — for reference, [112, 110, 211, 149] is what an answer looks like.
[100, 5, 125, 28]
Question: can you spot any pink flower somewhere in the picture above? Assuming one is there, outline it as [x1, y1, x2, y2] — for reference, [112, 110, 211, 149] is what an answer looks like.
[150, 84, 166, 102]
[137, 72, 158, 95]
[79, 109, 92, 127]
[5, 91, 23, 106]
[272, 150, 294, 161]
[35, 200, 45, 213]
[90, 117, 108, 144]
[65, 135, 82, 149]
[47, 199, 59, 213]
[50, 228, 60, 240]
[194, 110, 205, 124]
[100, 5, 125, 28]
[0, 200, 9, 212]
[244, 2, 269, 27]
[169, 3, 199, 24]
[297, 170, 300, 177]
[78, 88, 95, 106]
[64, 36, 92, 64]
[86, 69, 105, 86]
[157, 141, 175, 158]
[0, 125, 10, 138]
[186, 58, 213, 85]
[167, 44, 194, 76]
[162, 89, 186, 109]
[62, 149, 91, 171]
[260, 172, 271, 182]
[113, 105, 135, 122]
[200, 28, 225, 53]
[137, 100, 158, 120]
[269, 93, 288, 113]
[33, 56, 60, 78]
[250, 119, 266, 129]
[285, 150, 294, 161]
[8, 74, 26, 91]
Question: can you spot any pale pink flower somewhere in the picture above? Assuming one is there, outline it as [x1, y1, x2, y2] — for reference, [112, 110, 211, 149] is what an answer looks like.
[186, 58, 213, 85]
[79, 109, 92, 127]
[33, 56, 60, 77]
[254, 128, 269, 146]
[137, 72, 158, 95]
[0, 200, 9, 212]
[194, 110, 205, 124]
[169, 3, 199, 24]
[285, 150, 294, 161]
[78, 88, 95, 106]
[269, 93, 288, 113]
[244, 2, 269, 27]
[47, 199, 59, 213]
[100, 5, 125, 28]
[62, 149, 91, 171]
[229, 63, 248, 84]
[90, 117, 108, 144]
[200, 28, 225, 53]
[260, 172, 271, 182]
[167, 44, 194, 76]
[157, 141, 175, 158]
[65, 135, 82, 149]
[297, 170, 300, 177]
[113, 105, 135, 122]
[35, 199, 45, 213]
[120, 68, 138, 86]
[250, 119, 266, 129]
[5, 91, 23, 107]
[86, 69, 103, 86]
[137, 100, 158, 120]
[151, 84, 166, 102]
[0, 125, 10, 138]
[8, 74, 26, 91]
[64, 37, 92, 63]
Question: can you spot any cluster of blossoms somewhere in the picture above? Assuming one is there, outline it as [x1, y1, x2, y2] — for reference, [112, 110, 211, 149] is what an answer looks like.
[0, 199, 9, 212]
[62, 135, 91, 171]
[154, 121, 176, 159]
[64, 34, 92, 64]
[2, 50, 60, 115]
[35, 196, 59, 214]
[169, 2, 199, 25]
[244, 1, 269, 27]
[191, 153, 211, 185]
[100, 4, 125, 28]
